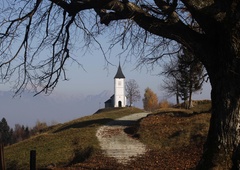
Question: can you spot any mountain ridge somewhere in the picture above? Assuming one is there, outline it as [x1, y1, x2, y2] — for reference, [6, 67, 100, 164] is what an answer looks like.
[0, 90, 113, 128]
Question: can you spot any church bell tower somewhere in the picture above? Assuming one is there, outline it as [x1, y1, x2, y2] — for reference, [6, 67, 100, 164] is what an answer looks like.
[114, 64, 126, 107]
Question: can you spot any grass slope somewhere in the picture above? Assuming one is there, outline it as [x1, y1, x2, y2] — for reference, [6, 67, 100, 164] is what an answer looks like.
[4, 107, 143, 169]
[5, 100, 211, 169]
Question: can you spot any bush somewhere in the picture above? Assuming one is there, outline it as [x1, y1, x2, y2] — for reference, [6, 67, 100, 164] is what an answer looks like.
[159, 100, 170, 109]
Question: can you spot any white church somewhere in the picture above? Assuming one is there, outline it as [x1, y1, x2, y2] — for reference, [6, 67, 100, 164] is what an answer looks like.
[104, 64, 127, 108]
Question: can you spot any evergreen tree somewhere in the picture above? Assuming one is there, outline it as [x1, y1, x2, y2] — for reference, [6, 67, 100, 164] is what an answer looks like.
[177, 47, 205, 108]
[24, 126, 30, 139]
[0, 118, 11, 146]
[162, 47, 205, 108]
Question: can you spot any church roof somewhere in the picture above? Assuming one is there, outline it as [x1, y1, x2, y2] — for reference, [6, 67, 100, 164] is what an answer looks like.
[104, 98, 112, 104]
[104, 95, 114, 103]
[114, 64, 125, 78]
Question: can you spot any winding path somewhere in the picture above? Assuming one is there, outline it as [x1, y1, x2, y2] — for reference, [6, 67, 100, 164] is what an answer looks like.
[96, 112, 150, 164]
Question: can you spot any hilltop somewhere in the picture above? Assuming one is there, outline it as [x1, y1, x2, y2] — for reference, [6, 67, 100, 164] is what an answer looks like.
[4, 100, 211, 169]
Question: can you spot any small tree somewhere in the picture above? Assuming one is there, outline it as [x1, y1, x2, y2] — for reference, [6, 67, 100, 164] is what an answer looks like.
[159, 99, 171, 109]
[125, 79, 141, 106]
[0, 118, 12, 146]
[162, 47, 205, 108]
[177, 47, 205, 108]
[161, 77, 180, 105]
[12, 124, 25, 143]
[143, 87, 158, 111]
[32, 120, 48, 134]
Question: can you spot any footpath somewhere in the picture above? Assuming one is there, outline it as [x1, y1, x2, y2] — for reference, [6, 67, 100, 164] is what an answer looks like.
[96, 112, 150, 164]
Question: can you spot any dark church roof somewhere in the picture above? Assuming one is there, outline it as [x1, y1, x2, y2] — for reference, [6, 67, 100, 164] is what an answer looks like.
[104, 95, 114, 104]
[104, 98, 112, 104]
[114, 64, 125, 78]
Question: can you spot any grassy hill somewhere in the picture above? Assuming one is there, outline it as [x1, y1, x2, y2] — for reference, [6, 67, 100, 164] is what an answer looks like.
[4, 101, 211, 169]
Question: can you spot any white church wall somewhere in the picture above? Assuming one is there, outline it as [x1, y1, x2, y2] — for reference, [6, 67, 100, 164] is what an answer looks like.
[114, 78, 126, 107]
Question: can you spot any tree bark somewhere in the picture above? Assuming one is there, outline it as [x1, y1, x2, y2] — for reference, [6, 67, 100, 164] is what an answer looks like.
[197, 81, 240, 169]
[197, 51, 240, 169]
[188, 84, 193, 109]
[176, 93, 179, 105]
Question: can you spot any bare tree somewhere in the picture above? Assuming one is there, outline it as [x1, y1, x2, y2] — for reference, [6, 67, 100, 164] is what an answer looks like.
[0, 0, 240, 168]
[161, 77, 180, 105]
[162, 47, 206, 108]
[161, 56, 181, 105]
[125, 79, 141, 106]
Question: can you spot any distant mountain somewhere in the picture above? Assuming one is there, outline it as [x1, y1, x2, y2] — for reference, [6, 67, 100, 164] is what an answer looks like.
[0, 90, 113, 128]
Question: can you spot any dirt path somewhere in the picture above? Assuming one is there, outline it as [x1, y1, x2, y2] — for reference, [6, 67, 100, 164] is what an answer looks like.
[96, 112, 150, 164]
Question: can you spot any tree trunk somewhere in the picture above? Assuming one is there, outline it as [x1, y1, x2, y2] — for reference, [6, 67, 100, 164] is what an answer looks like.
[176, 93, 179, 105]
[176, 84, 180, 105]
[188, 87, 193, 109]
[197, 59, 240, 169]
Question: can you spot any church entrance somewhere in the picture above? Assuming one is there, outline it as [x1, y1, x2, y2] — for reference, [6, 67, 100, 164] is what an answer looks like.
[118, 101, 122, 107]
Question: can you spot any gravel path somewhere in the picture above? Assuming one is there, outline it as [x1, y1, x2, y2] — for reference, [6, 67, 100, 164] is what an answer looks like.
[96, 112, 150, 164]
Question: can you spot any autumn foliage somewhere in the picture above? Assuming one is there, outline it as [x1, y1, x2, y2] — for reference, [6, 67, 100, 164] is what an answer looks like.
[158, 100, 171, 109]
[143, 87, 159, 111]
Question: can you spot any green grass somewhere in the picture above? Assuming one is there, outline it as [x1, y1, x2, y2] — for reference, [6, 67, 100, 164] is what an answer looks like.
[4, 107, 143, 170]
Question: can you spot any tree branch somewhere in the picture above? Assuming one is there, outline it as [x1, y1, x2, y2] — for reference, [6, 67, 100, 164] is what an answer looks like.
[51, 0, 204, 56]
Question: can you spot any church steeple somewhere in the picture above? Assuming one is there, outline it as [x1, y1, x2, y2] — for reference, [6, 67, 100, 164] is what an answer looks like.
[114, 64, 125, 78]
[104, 63, 126, 108]
[113, 63, 126, 107]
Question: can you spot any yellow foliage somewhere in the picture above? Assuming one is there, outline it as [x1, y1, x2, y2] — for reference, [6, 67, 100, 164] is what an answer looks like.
[143, 87, 159, 111]
[159, 100, 170, 109]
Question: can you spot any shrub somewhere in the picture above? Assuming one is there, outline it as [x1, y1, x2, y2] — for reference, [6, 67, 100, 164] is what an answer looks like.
[159, 100, 170, 109]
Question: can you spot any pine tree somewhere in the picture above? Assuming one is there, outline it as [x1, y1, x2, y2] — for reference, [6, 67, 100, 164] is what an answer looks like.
[0, 118, 11, 146]
[177, 47, 205, 108]
[162, 47, 205, 108]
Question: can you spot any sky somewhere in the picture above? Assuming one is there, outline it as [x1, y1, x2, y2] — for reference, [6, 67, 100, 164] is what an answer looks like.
[54, 56, 211, 100]
[1, 46, 211, 100]
[51, 43, 211, 101]
[0, 40, 212, 129]
[0, 46, 211, 129]
[0, 5, 211, 128]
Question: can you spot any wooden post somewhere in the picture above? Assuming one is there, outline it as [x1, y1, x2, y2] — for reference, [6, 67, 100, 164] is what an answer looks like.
[30, 150, 36, 170]
[0, 143, 5, 170]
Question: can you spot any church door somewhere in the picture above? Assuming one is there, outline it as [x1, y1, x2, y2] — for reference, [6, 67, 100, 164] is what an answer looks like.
[118, 101, 122, 107]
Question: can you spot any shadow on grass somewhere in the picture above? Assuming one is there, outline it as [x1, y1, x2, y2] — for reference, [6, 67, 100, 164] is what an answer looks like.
[6, 160, 18, 170]
[107, 120, 138, 126]
[67, 147, 93, 166]
[53, 118, 114, 133]
[156, 111, 194, 117]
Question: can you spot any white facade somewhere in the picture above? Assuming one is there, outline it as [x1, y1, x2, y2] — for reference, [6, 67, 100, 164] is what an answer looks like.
[113, 65, 126, 107]
[114, 78, 126, 107]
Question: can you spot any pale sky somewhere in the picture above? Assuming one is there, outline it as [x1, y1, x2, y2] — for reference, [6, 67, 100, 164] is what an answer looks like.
[51, 43, 211, 101]
[0, 1, 212, 129]
[0, 23, 211, 128]
[0, 45, 211, 128]
[1, 39, 211, 100]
